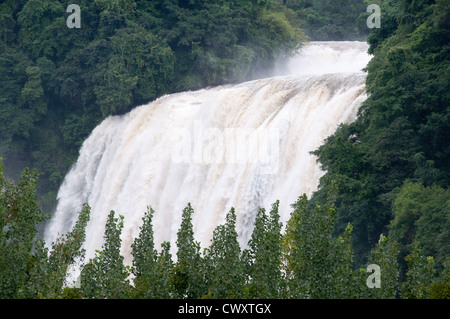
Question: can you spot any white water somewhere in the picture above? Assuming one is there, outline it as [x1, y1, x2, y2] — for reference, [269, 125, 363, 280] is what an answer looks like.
[44, 41, 371, 266]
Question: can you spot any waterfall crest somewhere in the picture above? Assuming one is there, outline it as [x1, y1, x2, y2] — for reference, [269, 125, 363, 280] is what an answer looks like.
[45, 41, 372, 265]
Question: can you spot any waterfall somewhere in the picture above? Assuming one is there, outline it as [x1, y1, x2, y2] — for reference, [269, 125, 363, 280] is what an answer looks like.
[44, 41, 372, 266]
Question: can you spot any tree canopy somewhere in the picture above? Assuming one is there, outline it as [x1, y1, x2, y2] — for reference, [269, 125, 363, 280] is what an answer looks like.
[3, 158, 450, 299]
[311, 0, 450, 268]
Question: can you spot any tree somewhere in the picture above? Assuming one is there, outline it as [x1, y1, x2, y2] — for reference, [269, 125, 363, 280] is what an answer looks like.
[310, 124, 390, 267]
[284, 193, 336, 298]
[152, 241, 175, 299]
[16, 0, 64, 58]
[363, 234, 400, 298]
[286, 0, 369, 40]
[1, 0, 306, 217]
[0, 44, 36, 154]
[173, 203, 205, 298]
[204, 208, 245, 298]
[131, 206, 159, 298]
[400, 241, 435, 299]
[92, 25, 175, 116]
[0, 158, 48, 298]
[311, 0, 450, 268]
[361, 0, 401, 54]
[390, 181, 450, 268]
[0, 158, 93, 298]
[80, 211, 131, 298]
[329, 223, 359, 299]
[427, 257, 450, 299]
[20, 203, 91, 298]
[243, 201, 283, 298]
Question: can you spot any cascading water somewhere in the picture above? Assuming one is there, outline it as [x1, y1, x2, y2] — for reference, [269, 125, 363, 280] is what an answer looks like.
[44, 41, 372, 267]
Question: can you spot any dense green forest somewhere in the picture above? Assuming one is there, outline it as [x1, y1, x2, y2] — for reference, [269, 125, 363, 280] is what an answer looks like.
[311, 0, 450, 272]
[284, 0, 369, 40]
[1, 0, 449, 299]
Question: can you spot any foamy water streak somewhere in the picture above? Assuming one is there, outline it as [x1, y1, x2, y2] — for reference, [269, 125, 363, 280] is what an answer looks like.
[45, 42, 371, 266]
[277, 41, 371, 76]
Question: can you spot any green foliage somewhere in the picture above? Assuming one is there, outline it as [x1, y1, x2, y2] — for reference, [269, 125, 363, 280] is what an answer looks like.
[330, 223, 359, 298]
[19, 203, 91, 298]
[173, 203, 205, 298]
[284, 194, 337, 298]
[360, 0, 401, 54]
[131, 206, 157, 288]
[91, 24, 175, 116]
[427, 281, 450, 299]
[400, 241, 436, 299]
[17, 0, 65, 58]
[131, 206, 175, 298]
[204, 208, 245, 298]
[390, 181, 450, 267]
[0, 0, 305, 210]
[0, 158, 47, 298]
[0, 159, 93, 298]
[1, 0, 448, 301]
[152, 241, 175, 299]
[311, 0, 450, 268]
[2, 165, 449, 299]
[427, 257, 450, 299]
[80, 211, 131, 298]
[243, 201, 283, 298]
[0, 44, 41, 153]
[285, 0, 369, 40]
[364, 234, 400, 298]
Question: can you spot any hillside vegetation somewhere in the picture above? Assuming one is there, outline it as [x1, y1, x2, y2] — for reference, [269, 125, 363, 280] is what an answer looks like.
[1, 0, 449, 299]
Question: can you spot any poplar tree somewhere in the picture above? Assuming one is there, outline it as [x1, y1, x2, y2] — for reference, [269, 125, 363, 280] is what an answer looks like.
[400, 241, 436, 299]
[284, 194, 336, 298]
[80, 211, 130, 298]
[131, 207, 175, 298]
[131, 206, 158, 298]
[153, 241, 175, 299]
[363, 234, 400, 299]
[205, 208, 244, 298]
[243, 201, 283, 298]
[330, 223, 359, 298]
[173, 203, 204, 298]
